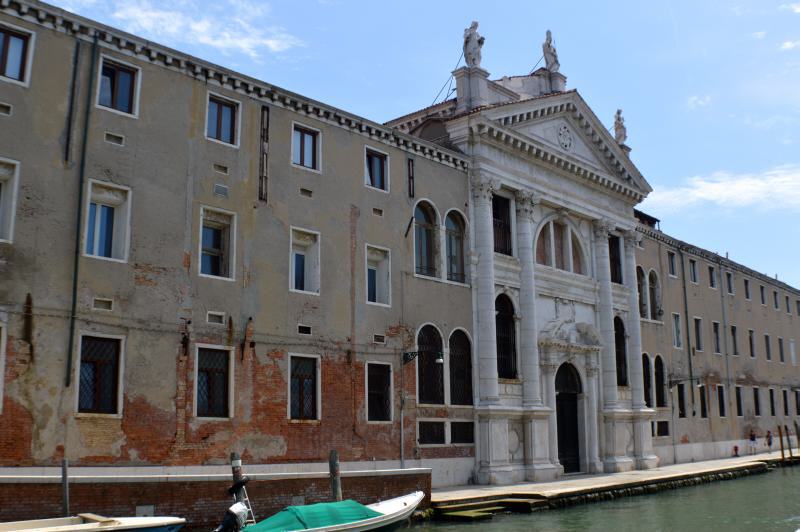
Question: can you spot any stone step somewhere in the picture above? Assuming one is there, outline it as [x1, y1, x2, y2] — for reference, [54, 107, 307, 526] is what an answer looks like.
[437, 507, 503, 521]
[434, 497, 549, 515]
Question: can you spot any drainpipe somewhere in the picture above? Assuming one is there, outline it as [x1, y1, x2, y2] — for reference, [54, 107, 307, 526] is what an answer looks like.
[64, 40, 81, 163]
[677, 248, 695, 413]
[64, 33, 98, 387]
[718, 256, 733, 447]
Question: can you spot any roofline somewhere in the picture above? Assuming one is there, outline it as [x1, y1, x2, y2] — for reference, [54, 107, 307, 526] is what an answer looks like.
[12, 0, 469, 171]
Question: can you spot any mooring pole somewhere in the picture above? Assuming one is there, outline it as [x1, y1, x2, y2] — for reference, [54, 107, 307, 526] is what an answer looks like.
[329, 450, 342, 502]
[230, 452, 246, 503]
[778, 426, 785, 461]
[61, 458, 69, 517]
[785, 425, 794, 460]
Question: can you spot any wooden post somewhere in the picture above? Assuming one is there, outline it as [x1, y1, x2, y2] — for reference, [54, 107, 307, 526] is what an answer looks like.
[329, 450, 342, 502]
[61, 459, 69, 517]
[785, 425, 794, 460]
[778, 426, 785, 461]
[230, 452, 245, 503]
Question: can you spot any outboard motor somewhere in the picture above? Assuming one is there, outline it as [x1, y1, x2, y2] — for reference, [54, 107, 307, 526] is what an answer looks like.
[212, 501, 249, 532]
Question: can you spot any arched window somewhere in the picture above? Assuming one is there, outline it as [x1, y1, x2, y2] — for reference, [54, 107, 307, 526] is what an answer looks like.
[417, 325, 443, 404]
[495, 295, 517, 379]
[535, 220, 585, 275]
[648, 271, 660, 321]
[449, 330, 473, 405]
[414, 202, 437, 277]
[655, 355, 666, 407]
[445, 212, 466, 283]
[614, 316, 628, 386]
[637, 266, 647, 319]
[642, 354, 652, 407]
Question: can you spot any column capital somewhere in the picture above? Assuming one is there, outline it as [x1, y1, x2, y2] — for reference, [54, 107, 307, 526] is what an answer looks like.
[514, 189, 540, 221]
[470, 172, 501, 201]
[592, 218, 615, 238]
[622, 229, 642, 249]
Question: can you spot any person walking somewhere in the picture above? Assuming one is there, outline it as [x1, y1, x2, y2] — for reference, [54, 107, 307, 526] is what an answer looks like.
[766, 430, 773, 453]
[749, 430, 757, 455]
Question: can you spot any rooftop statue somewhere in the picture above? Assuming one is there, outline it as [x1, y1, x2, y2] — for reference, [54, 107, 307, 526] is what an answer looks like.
[463, 21, 485, 68]
[614, 109, 627, 145]
[543, 30, 560, 73]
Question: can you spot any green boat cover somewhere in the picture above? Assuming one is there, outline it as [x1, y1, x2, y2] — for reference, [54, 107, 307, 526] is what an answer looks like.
[245, 499, 383, 531]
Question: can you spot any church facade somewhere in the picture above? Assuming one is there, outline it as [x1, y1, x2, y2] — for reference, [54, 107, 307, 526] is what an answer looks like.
[0, 3, 798, 490]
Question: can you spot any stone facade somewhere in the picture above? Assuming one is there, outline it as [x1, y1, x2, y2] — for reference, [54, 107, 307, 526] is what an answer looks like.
[0, 3, 797, 494]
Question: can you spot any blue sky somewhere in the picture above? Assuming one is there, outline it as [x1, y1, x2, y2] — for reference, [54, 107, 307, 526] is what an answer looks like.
[56, 0, 800, 287]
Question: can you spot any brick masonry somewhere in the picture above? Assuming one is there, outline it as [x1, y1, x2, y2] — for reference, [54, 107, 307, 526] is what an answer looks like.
[0, 472, 431, 531]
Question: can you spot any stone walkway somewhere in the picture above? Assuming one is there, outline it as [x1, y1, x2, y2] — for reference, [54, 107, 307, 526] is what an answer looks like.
[432, 449, 798, 503]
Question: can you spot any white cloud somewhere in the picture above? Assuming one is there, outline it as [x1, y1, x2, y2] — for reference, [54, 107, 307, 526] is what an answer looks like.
[109, 1, 302, 58]
[642, 165, 800, 213]
[781, 40, 800, 50]
[752, 31, 767, 39]
[780, 3, 800, 13]
[686, 95, 711, 110]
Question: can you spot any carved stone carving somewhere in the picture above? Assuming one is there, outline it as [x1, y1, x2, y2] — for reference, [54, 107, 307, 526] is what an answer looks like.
[614, 109, 627, 145]
[592, 218, 614, 238]
[470, 173, 500, 202]
[543, 30, 560, 73]
[623, 229, 642, 248]
[463, 21, 485, 68]
[514, 189, 539, 221]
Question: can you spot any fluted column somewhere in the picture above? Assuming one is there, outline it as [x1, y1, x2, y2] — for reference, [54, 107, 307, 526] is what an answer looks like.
[515, 190, 543, 407]
[623, 230, 646, 410]
[471, 173, 500, 404]
[593, 219, 619, 409]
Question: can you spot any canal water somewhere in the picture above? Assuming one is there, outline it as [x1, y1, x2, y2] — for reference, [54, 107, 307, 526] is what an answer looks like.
[417, 467, 800, 531]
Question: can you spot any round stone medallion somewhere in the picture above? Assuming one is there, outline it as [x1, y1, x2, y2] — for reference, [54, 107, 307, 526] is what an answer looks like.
[558, 125, 573, 151]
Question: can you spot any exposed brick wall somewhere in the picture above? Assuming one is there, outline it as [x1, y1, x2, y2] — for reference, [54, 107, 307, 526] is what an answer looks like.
[0, 472, 430, 531]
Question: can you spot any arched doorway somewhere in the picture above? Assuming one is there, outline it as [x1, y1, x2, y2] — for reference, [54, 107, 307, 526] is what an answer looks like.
[556, 363, 582, 473]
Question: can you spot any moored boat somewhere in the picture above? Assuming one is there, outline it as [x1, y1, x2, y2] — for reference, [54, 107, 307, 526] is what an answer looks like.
[0, 513, 185, 531]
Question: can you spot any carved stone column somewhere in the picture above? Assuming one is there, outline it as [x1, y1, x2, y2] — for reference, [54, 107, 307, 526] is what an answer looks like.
[585, 360, 603, 473]
[592, 219, 619, 409]
[515, 190, 542, 407]
[542, 360, 561, 472]
[623, 230, 645, 410]
[471, 172, 500, 404]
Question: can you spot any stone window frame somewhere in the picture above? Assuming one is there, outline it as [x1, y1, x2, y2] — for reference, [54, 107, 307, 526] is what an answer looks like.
[364, 361, 393, 424]
[82, 179, 133, 264]
[412, 198, 441, 281]
[735, 385, 743, 417]
[290, 120, 321, 173]
[287, 353, 322, 422]
[671, 312, 683, 349]
[666, 250, 677, 278]
[693, 316, 704, 352]
[534, 215, 588, 277]
[743, 278, 751, 300]
[416, 418, 448, 447]
[0, 21, 35, 88]
[94, 53, 142, 119]
[725, 271, 734, 295]
[74, 330, 126, 419]
[204, 90, 241, 148]
[717, 384, 726, 418]
[707, 264, 717, 289]
[688, 259, 698, 284]
[198, 205, 237, 282]
[364, 243, 391, 307]
[748, 329, 756, 358]
[363, 145, 390, 193]
[289, 226, 321, 296]
[711, 321, 721, 354]
[444, 208, 469, 285]
[0, 156, 20, 244]
[193, 343, 235, 420]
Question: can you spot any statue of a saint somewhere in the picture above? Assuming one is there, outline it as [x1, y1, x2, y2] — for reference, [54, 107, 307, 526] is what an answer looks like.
[542, 30, 560, 73]
[614, 109, 627, 145]
[463, 21, 485, 68]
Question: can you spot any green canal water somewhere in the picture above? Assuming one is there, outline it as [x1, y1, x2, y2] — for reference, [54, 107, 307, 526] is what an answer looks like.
[417, 467, 800, 531]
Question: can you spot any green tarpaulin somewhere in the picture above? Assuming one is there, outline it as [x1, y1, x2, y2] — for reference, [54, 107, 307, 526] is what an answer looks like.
[245, 499, 383, 531]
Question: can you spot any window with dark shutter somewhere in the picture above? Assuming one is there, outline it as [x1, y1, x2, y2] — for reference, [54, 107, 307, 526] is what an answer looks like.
[450, 422, 475, 444]
[367, 363, 391, 422]
[418, 421, 445, 444]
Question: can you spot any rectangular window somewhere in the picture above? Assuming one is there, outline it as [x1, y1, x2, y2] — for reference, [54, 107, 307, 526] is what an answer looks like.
[492, 195, 513, 256]
[760, 285, 766, 305]
[783, 389, 789, 416]
[749, 329, 755, 358]
[365, 245, 390, 306]
[726, 272, 734, 294]
[754, 387, 761, 416]
[0, 26, 30, 82]
[418, 421, 445, 445]
[98, 59, 137, 115]
[712, 321, 721, 354]
[744, 279, 751, 300]
[84, 181, 131, 261]
[786, 295, 791, 314]
[290, 355, 318, 420]
[699, 385, 707, 418]
[765, 334, 771, 361]
[366, 363, 391, 422]
[667, 251, 676, 276]
[290, 228, 320, 294]
[769, 388, 776, 416]
[365, 148, 388, 191]
[731, 325, 738, 355]
[778, 337, 785, 363]
[451, 422, 475, 444]
[206, 95, 237, 145]
[0, 159, 19, 243]
[694, 318, 703, 352]
[735, 386, 743, 417]
[717, 385, 726, 417]
[791, 339, 797, 366]
[78, 335, 121, 414]
[689, 259, 698, 283]
[672, 313, 683, 348]
[708, 265, 716, 288]
[797, 300, 800, 316]
[796, 391, 800, 415]
[773, 290, 779, 309]
[407, 158, 414, 198]
[292, 125, 318, 170]
[656, 421, 669, 437]
[608, 234, 623, 284]
[200, 207, 234, 278]
[196, 347, 230, 418]
[677, 383, 686, 418]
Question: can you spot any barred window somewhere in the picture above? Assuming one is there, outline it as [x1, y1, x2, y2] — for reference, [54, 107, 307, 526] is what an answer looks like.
[417, 325, 444, 404]
[291, 356, 318, 420]
[449, 330, 473, 406]
[197, 348, 229, 418]
[418, 421, 445, 445]
[450, 422, 474, 444]
[367, 363, 391, 422]
[78, 336, 121, 414]
[496, 295, 517, 379]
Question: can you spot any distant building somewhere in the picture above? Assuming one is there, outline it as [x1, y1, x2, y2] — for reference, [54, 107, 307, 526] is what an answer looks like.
[0, 1, 797, 493]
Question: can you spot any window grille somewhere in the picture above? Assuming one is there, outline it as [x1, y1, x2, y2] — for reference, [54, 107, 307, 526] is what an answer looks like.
[197, 348, 229, 418]
[450, 422, 475, 444]
[492, 195, 512, 255]
[418, 421, 445, 444]
[78, 336, 120, 414]
[367, 364, 391, 421]
[291, 356, 317, 420]
[417, 325, 444, 404]
[496, 295, 517, 379]
[449, 330, 473, 405]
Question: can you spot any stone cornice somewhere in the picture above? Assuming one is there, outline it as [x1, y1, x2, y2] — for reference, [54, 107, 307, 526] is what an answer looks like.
[9, 0, 469, 171]
[468, 117, 646, 204]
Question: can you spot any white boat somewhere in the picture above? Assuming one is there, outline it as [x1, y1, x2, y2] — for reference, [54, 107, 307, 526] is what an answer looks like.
[0, 513, 185, 532]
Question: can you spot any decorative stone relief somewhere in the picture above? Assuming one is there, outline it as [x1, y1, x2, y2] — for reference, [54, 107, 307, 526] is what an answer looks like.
[514, 189, 539, 221]
[592, 218, 615, 238]
[614, 109, 627, 145]
[557, 125, 573, 150]
[623, 229, 641, 248]
[463, 21, 485, 68]
[470, 172, 500, 201]
[542, 30, 560, 73]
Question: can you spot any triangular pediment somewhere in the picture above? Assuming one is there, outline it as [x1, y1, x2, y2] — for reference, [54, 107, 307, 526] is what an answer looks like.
[513, 116, 612, 175]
